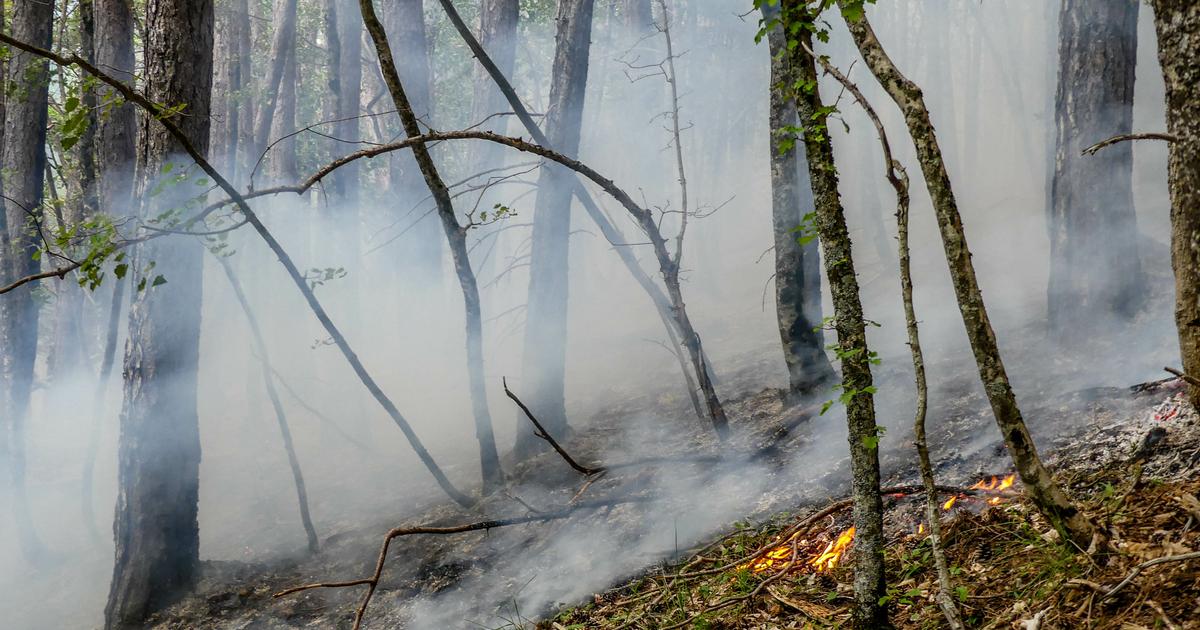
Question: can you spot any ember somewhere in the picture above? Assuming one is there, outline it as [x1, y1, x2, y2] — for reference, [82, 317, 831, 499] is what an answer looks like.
[942, 496, 957, 511]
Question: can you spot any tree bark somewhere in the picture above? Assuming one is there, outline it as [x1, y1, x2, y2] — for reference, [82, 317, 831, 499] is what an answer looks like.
[1148, 0, 1200, 410]
[782, 6, 888, 625]
[270, 44, 299, 183]
[104, 0, 213, 625]
[839, 5, 1095, 548]
[233, 0, 255, 185]
[332, 0, 363, 205]
[516, 0, 595, 453]
[763, 2, 835, 398]
[358, 0, 505, 494]
[2, 0, 55, 561]
[1049, 0, 1143, 343]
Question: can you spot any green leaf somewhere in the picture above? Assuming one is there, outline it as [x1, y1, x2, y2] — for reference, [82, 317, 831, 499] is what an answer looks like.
[64, 95, 80, 113]
[114, 263, 128, 279]
[954, 585, 969, 602]
[151, 275, 167, 287]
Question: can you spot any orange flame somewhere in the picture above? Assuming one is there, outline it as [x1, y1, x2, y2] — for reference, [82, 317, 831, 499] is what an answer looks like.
[917, 523, 926, 535]
[810, 526, 855, 571]
[942, 496, 957, 511]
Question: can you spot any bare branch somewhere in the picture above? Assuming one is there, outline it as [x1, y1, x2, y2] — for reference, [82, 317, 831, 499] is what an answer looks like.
[1082, 132, 1178, 156]
[502, 377, 605, 476]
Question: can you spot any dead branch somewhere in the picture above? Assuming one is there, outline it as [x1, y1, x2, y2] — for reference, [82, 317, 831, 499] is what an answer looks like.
[1164, 366, 1200, 388]
[272, 497, 650, 630]
[503, 377, 605, 476]
[1099, 551, 1200, 602]
[1082, 132, 1178, 156]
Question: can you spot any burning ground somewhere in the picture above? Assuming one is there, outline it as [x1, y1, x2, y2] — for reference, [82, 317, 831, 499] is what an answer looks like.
[135, 332, 1200, 630]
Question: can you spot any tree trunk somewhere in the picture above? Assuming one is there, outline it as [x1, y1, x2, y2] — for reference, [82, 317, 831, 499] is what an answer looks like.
[332, 0, 363, 205]
[271, 45, 299, 183]
[763, 2, 835, 398]
[358, 0, 504, 494]
[104, 0, 213, 625]
[252, 0, 298, 178]
[1149, 0, 1200, 409]
[783, 7, 888, 625]
[515, 0, 595, 454]
[621, 0, 652, 33]
[839, 5, 1095, 548]
[1049, 0, 1143, 343]
[382, 0, 442, 275]
[470, 0, 519, 171]
[83, 0, 137, 541]
[2, 0, 55, 562]
[233, 0, 255, 185]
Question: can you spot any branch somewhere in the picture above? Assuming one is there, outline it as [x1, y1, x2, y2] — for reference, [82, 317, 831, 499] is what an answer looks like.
[1099, 551, 1200, 601]
[1082, 132, 1177, 156]
[502, 377, 605, 476]
[273, 497, 649, 630]
[1164, 367, 1200, 389]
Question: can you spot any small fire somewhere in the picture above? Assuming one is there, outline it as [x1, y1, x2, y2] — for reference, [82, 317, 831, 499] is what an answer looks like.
[810, 526, 856, 572]
[742, 532, 799, 573]
[917, 523, 926, 535]
[942, 496, 957, 511]
[970, 474, 1016, 492]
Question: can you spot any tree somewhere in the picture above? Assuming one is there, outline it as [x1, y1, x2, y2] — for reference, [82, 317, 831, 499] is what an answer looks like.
[838, 3, 1096, 548]
[2, 0, 55, 561]
[469, 0, 519, 172]
[358, 0, 505, 494]
[775, 3, 890, 626]
[251, 0, 298, 176]
[516, 0, 596, 453]
[1049, 0, 1143, 344]
[104, 0, 213, 624]
[83, 0, 139, 541]
[762, 1, 835, 399]
[1148, 0, 1200, 409]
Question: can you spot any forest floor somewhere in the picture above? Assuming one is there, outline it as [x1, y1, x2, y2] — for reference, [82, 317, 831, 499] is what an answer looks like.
[146, 330, 1200, 629]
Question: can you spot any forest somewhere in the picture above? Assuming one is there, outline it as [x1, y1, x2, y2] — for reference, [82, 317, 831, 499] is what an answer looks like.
[0, 0, 1198, 628]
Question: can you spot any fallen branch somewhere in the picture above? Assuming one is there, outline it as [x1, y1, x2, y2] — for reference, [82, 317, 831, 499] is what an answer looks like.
[1099, 550, 1200, 602]
[273, 497, 650, 630]
[1164, 366, 1200, 389]
[503, 377, 604, 476]
[1082, 132, 1178, 156]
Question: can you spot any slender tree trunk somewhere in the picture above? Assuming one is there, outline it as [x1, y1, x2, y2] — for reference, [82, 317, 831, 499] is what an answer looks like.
[333, 0, 363, 206]
[2, 0, 55, 562]
[104, 0, 213, 625]
[1049, 0, 1143, 343]
[1149, 0, 1200, 409]
[516, 0, 595, 453]
[783, 6, 888, 625]
[470, 0, 519, 171]
[358, 0, 504, 494]
[271, 46, 299, 184]
[233, 0, 255, 186]
[252, 0, 298, 178]
[763, 2, 835, 398]
[216, 256, 319, 553]
[840, 5, 1095, 548]
[84, 0, 138, 543]
[621, 0, 652, 33]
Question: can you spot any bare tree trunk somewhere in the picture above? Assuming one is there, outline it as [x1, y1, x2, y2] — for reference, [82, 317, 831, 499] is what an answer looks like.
[270, 46, 299, 184]
[840, 5, 1095, 549]
[621, 0, 652, 33]
[1049, 0, 1143, 344]
[2, 0, 55, 562]
[782, 6, 888, 625]
[1149, 0, 1200, 409]
[516, 0, 595, 453]
[104, 0, 213, 626]
[233, 0, 255, 186]
[358, 0, 504, 494]
[763, 2, 835, 399]
[216, 255, 319, 553]
[252, 0, 298, 176]
[332, 0, 363, 205]
[470, 0, 519, 170]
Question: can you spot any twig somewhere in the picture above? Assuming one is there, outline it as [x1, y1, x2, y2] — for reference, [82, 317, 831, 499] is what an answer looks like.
[1164, 366, 1200, 388]
[502, 378, 605, 476]
[1082, 132, 1177, 156]
[1099, 551, 1200, 602]
[273, 498, 649, 630]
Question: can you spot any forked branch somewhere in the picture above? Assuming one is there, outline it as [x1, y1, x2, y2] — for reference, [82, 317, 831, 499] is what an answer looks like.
[503, 377, 605, 476]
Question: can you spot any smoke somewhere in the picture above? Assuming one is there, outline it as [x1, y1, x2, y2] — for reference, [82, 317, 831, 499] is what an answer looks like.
[0, 1, 1181, 628]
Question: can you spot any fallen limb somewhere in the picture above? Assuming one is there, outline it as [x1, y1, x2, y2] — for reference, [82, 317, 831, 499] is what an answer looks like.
[1099, 550, 1200, 602]
[503, 377, 604, 476]
[1164, 366, 1200, 389]
[1082, 132, 1178, 156]
[273, 497, 650, 630]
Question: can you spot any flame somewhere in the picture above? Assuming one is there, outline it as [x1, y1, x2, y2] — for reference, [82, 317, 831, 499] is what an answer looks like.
[741, 532, 800, 573]
[987, 497, 1002, 506]
[917, 523, 926, 535]
[810, 526, 855, 571]
[970, 474, 1017, 492]
[999, 474, 1015, 490]
[942, 496, 957, 511]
